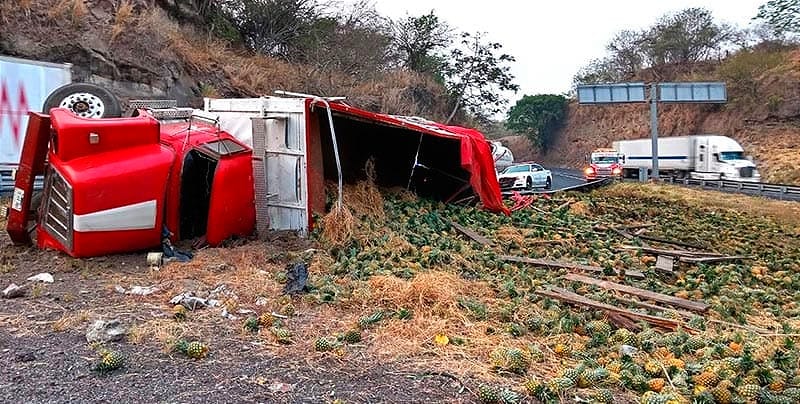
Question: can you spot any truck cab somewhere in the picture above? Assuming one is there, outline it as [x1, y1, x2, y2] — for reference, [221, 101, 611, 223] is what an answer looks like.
[693, 136, 761, 182]
[584, 148, 624, 181]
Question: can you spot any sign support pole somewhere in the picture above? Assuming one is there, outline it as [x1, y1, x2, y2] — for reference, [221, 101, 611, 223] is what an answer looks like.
[649, 83, 659, 181]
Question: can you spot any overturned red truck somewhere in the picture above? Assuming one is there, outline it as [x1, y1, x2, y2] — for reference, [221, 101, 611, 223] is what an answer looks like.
[6, 87, 506, 258]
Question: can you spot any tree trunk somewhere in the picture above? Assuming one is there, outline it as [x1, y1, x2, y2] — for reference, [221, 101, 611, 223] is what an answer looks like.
[445, 97, 461, 124]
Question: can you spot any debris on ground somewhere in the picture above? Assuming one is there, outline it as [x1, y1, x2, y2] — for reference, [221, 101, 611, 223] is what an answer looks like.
[115, 285, 160, 296]
[85, 319, 127, 343]
[283, 262, 309, 295]
[169, 292, 221, 310]
[26, 273, 54, 283]
[2, 283, 25, 298]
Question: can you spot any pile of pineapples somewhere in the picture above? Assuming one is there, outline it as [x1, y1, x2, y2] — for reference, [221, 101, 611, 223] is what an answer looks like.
[315, 188, 800, 403]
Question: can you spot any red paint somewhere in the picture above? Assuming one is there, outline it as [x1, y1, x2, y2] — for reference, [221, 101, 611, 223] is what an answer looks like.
[5, 112, 50, 245]
[312, 101, 507, 215]
[0, 79, 29, 147]
[9, 108, 256, 258]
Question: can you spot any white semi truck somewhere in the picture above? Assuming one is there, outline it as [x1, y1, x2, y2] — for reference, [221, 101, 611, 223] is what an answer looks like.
[612, 135, 761, 182]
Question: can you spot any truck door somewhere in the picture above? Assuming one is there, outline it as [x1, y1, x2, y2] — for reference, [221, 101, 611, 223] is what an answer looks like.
[696, 139, 709, 172]
[250, 100, 308, 235]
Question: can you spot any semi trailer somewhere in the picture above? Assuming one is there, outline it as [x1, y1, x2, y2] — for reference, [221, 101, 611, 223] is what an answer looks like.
[612, 135, 760, 182]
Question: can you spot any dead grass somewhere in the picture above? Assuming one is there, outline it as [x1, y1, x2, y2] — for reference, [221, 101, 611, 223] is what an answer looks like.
[52, 309, 91, 332]
[47, 0, 87, 24]
[110, 0, 136, 43]
[321, 204, 355, 247]
[598, 182, 800, 227]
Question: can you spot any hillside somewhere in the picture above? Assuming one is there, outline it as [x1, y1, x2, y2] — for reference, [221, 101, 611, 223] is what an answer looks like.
[504, 48, 800, 184]
[0, 0, 450, 118]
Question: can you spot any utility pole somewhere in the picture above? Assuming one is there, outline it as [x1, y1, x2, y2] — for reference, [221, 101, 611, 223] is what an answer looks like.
[649, 83, 659, 181]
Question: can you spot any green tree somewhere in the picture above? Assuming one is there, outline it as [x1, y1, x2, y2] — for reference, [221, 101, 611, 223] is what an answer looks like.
[505, 94, 568, 151]
[443, 32, 519, 124]
[643, 8, 731, 65]
[391, 11, 452, 74]
[755, 0, 800, 36]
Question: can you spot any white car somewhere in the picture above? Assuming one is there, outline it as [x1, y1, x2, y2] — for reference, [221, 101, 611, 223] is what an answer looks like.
[497, 163, 552, 190]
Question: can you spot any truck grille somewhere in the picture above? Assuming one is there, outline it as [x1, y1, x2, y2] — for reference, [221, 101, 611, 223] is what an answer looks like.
[595, 168, 612, 176]
[40, 167, 73, 250]
[739, 167, 754, 178]
[498, 177, 515, 188]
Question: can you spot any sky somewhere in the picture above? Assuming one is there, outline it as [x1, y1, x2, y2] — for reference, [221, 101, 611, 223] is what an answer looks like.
[370, 0, 766, 100]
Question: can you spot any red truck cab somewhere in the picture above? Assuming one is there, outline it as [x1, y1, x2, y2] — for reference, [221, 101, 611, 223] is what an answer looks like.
[8, 107, 255, 257]
[584, 148, 624, 181]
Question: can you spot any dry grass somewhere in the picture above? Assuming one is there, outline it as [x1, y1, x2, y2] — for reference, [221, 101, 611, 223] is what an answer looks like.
[321, 204, 355, 247]
[52, 309, 91, 332]
[598, 182, 800, 227]
[47, 0, 87, 24]
[110, 0, 136, 43]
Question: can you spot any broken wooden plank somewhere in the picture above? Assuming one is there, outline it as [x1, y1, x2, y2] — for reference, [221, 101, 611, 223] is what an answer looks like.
[655, 255, 675, 272]
[635, 234, 706, 250]
[536, 286, 691, 333]
[618, 245, 723, 258]
[450, 221, 493, 246]
[499, 255, 645, 279]
[679, 255, 751, 264]
[563, 273, 710, 312]
[613, 296, 694, 319]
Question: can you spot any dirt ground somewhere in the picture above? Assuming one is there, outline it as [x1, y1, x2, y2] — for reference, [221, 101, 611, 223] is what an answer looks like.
[0, 200, 478, 403]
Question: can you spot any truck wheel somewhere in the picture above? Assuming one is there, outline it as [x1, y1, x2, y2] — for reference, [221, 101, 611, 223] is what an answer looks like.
[42, 83, 122, 118]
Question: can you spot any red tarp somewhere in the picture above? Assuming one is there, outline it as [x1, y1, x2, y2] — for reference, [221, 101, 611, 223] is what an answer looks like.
[320, 101, 509, 215]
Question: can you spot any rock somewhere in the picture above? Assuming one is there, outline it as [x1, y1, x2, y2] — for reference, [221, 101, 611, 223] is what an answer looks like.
[27, 273, 54, 283]
[2, 283, 25, 298]
[255, 297, 268, 306]
[86, 319, 127, 343]
[619, 344, 638, 357]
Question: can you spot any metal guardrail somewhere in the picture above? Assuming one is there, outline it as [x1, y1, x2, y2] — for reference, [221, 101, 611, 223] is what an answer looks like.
[0, 170, 44, 194]
[660, 177, 800, 200]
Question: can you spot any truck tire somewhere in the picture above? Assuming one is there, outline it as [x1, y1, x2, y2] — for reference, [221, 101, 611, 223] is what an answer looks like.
[42, 83, 122, 119]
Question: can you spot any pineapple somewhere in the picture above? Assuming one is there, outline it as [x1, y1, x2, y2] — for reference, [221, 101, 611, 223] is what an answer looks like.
[782, 387, 800, 401]
[582, 367, 610, 387]
[711, 386, 732, 404]
[315, 337, 335, 352]
[640, 391, 667, 404]
[258, 313, 274, 327]
[683, 336, 706, 352]
[358, 311, 384, 328]
[648, 378, 666, 393]
[560, 367, 581, 383]
[735, 384, 760, 399]
[186, 341, 208, 359]
[172, 304, 187, 321]
[243, 316, 260, 333]
[587, 320, 613, 336]
[645, 360, 663, 377]
[547, 377, 575, 393]
[523, 378, 539, 395]
[606, 360, 623, 374]
[477, 384, 499, 403]
[593, 388, 614, 403]
[692, 371, 719, 387]
[96, 349, 125, 372]
[527, 344, 545, 362]
[553, 343, 571, 356]
[342, 329, 361, 344]
[498, 388, 521, 404]
[668, 357, 685, 371]
[270, 327, 293, 344]
[173, 338, 190, 355]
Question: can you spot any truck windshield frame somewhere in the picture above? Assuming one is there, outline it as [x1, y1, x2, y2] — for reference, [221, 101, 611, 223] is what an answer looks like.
[591, 156, 619, 164]
[719, 151, 744, 161]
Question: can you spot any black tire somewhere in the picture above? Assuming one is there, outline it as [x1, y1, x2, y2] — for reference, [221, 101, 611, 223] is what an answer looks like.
[545, 177, 552, 190]
[42, 83, 122, 118]
[526, 177, 533, 190]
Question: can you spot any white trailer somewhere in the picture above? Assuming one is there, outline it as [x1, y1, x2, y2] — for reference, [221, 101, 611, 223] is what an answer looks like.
[613, 135, 760, 182]
[1, 56, 72, 169]
[1, 56, 72, 193]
